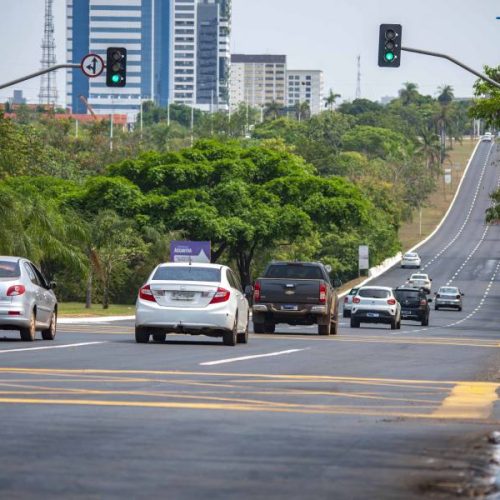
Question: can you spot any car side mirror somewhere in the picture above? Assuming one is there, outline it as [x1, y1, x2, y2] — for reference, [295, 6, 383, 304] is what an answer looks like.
[428, 298, 433, 303]
[244, 285, 253, 297]
[49, 281, 57, 290]
[461, 293, 465, 297]
[333, 278, 342, 288]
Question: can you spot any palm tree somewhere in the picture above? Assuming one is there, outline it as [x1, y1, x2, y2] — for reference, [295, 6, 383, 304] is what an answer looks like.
[264, 101, 282, 120]
[399, 82, 419, 106]
[417, 128, 442, 174]
[324, 90, 341, 111]
[435, 85, 455, 154]
[437, 85, 454, 106]
[294, 101, 311, 121]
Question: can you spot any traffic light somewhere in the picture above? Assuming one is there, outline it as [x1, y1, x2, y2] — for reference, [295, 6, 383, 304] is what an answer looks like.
[378, 24, 402, 67]
[106, 47, 127, 87]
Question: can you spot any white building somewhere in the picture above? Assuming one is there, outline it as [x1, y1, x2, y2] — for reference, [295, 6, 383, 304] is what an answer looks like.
[286, 70, 324, 115]
[229, 54, 287, 111]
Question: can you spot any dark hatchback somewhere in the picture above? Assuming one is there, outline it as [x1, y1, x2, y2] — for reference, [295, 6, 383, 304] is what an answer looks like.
[394, 286, 432, 326]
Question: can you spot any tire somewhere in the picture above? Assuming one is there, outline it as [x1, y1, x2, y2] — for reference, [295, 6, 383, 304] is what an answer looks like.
[421, 316, 429, 327]
[318, 322, 331, 336]
[253, 323, 265, 334]
[237, 314, 249, 344]
[223, 323, 237, 346]
[397, 318, 401, 329]
[41, 311, 57, 340]
[458, 307, 462, 312]
[350, 318, 360, 328]
[20, 312, 36, 341]
[264, 323, 275, 334]
[331, 318, 339, 336]
[434, 306, 439, 311]
[343, 310, 350, 318]
[390, 318, 397, 330]
[152, 332, 166, 342]
[135, 326, 150, 344]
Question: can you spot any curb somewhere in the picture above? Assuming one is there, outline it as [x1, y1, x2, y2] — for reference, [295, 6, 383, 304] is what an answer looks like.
[58, 315, 135, 324]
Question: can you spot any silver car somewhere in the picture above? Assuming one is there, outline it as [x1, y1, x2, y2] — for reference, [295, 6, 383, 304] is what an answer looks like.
[434, 286, 464, 311]
[0, 256, 57, 341]
[135, 263, 250, 346]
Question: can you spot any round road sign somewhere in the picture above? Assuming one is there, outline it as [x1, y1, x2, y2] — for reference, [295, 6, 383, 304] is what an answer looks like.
[80, 53, 104, 78]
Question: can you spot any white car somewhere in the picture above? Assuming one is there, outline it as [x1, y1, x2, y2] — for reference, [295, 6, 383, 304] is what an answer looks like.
[407, 273, 432, 293]
[342, 287, 360, 318]
[350, 286, 401, 330]
[482, 132, 493, 142]
[135, 263, 250, 346]
[401, 252, 421, 269]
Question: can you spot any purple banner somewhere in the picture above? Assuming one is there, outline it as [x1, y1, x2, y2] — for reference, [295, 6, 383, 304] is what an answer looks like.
[170, 241, 211, 263]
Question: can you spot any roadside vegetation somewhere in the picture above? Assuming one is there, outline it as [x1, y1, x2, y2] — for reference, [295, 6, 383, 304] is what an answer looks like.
[1, 71, 496, 309]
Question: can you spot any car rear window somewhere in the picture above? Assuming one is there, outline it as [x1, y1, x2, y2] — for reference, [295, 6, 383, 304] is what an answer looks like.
[265, 265, 323, 279]
[152, 267, 221, 282]
[395, 290, 420, 301]
[358, 289, 390, 299]
[0, 260, 20, 278]
[349, 288, 359, 295]
[440, 288, 458, 294]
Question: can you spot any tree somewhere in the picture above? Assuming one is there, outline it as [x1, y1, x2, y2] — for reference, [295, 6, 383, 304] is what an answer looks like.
[398, 82, 420, 106]
[324, 90, 341, 111]
[469, 65, 500, 130]
[264, 101, 283, 121]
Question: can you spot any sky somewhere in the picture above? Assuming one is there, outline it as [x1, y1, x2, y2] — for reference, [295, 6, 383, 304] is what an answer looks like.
[0, 0, 498, 106]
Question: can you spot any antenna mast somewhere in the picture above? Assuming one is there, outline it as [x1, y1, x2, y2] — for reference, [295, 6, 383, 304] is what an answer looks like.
[39, 0, 58, 106]
[355, 55, 361, 100]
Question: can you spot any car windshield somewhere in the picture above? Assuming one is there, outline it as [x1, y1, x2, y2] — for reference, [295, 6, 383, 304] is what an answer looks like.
[395, 290, 420, 301]
[0, 260, 20, 278]
[152, 266, 221, 282]
[358, 289, 390, 299]
[405, 253, 417, 258]
[265, 265, 323, 279]
[439, 287, 458, 294]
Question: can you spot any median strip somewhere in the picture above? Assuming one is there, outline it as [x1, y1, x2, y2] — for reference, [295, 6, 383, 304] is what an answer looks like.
[200, 348, 309, 366]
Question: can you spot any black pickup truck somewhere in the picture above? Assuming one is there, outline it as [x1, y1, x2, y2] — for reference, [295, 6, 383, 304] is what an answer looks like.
[252, 261, 339, 335]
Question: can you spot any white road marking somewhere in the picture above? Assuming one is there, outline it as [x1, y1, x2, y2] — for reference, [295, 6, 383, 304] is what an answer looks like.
[200, 348, 309, 366]
[0, 342, 108, 354]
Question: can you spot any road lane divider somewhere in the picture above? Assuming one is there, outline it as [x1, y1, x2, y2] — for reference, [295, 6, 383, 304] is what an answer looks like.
[200, 348, 309, 366]
[0, 342, 108, 354]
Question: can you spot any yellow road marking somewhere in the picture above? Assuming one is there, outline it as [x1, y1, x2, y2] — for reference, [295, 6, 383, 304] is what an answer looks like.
[432, 382, 499, 419]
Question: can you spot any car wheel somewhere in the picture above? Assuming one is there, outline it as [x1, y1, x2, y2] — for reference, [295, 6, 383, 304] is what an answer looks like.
[253, 323, 265, 334]
[421, 316, 429, 327]
[237, 314, 249, 344]
[390, 318, 397, 330]
[135, 326, 150, 343]
[264, 323, 275, 334]
[458, 306, 462, 312]
[343, 310, 348, 318]
[331, 317, 339, 336]
[41, 311, 57, 340]
[20, 312, 36, 342]
[397, 318, 401, 329]
[223, 321, 237, 346]
[318, 322, 331, 336]
[152, 332, 166, 342]
[350, 318, 360, 328]
[434, 306, 439, 311]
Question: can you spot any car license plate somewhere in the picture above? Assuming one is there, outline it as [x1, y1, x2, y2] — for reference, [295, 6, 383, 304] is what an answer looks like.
[282, 305, 298, 311]
[172, 291, 195, 301]
[402, 310, 411, 315]
[367, 312, 379, 318]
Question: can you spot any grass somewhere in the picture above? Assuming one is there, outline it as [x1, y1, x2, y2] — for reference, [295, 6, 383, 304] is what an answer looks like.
[58, 302, 135, 317]
[398, 138, 478, 251]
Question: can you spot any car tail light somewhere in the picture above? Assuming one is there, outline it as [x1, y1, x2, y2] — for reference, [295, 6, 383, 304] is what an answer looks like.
[6, 285, 25, 297]
[387, 298, 396, 305]
[210, 287, 230, 304]
[254, 281, 261, 302]
[344, 296, 349, 304]
[456, 295, 461, 299]
[319, 283, 327, 304]
[436, 294, 441, 299]
[420, 299, 427, 306]
[353, 296, 360, 304]
[139, 284, 156, 302]
[8, 311, 21, 316]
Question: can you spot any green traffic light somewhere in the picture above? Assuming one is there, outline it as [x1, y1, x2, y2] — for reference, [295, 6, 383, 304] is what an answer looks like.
[111, 74, 121, 84]
[384, 51, 395, 62]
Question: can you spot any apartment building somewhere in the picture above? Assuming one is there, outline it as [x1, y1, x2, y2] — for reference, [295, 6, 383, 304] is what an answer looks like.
[286, 70, 324, 115]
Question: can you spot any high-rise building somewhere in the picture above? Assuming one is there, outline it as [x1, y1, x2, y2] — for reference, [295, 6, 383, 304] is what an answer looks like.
[67, 0, 230, 117]
[196, 0, 230, 110]
[67, 0, 171, 117]
[229, 54, 286, 111]
[286, 70, 324, 115]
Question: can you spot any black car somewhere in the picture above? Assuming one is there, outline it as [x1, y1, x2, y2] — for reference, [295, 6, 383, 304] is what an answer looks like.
[394, 286, 432, 326]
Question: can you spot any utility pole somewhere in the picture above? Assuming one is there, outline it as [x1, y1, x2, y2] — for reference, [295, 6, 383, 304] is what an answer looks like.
[355, 55, 361, 100]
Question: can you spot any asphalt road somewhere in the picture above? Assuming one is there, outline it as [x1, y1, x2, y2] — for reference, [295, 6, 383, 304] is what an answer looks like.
[0, 141, 499, 499]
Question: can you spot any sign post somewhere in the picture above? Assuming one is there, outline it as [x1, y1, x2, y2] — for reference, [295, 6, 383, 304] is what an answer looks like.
[80, 54, 104, 78]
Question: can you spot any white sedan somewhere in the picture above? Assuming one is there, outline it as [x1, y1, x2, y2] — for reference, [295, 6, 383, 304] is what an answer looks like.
[135, 263, 250, 346]
[407, 273, 432, 293]
[401, 252, 421, 269]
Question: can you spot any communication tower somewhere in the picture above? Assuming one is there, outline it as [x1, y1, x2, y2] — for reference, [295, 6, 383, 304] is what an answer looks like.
[39, 0, 58, 106]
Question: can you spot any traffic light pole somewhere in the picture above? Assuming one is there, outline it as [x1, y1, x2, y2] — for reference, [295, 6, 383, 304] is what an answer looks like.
[0, 64, 80, 91]
[402, 47, 500, 90]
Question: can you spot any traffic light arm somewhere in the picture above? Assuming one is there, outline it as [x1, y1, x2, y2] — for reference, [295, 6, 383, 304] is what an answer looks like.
[0, 64, 81, 91]
[402, 46, 500, 90]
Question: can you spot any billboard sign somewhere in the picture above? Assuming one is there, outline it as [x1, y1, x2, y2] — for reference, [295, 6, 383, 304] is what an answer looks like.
[359, 245, 369, 271]
[170, 241, 211, 263]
